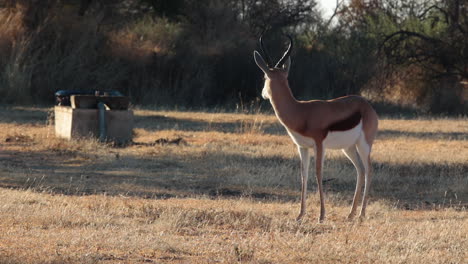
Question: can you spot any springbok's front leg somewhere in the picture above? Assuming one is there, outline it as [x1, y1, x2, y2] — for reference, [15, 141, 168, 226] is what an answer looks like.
[297, 147, 310, 221]
[314, 144, 326, 222]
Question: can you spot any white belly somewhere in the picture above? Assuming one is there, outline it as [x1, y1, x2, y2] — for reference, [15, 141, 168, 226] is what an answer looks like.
[324, 121, 363, 149]
[286, 121, 363, 149]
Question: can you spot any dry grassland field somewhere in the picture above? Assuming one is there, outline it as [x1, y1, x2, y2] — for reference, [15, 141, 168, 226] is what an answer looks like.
[0, 106, 467, 264]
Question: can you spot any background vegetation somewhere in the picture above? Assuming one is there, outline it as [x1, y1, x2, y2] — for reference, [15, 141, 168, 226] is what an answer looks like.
[0, 0, 466, 114]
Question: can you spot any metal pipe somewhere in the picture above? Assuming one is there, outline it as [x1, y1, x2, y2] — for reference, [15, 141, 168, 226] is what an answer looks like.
[98, 102, 106, 142]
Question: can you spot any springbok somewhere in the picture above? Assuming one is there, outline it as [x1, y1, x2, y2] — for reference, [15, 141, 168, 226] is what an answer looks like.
[253, 35, 378, 222]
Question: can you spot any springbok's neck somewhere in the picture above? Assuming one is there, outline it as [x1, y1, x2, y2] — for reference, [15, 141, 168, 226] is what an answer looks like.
[268, 78, 301, 127]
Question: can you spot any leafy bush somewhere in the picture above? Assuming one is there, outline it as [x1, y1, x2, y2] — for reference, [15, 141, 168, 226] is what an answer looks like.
[0, 11, 129, 104]
[0, 0, 465, 114]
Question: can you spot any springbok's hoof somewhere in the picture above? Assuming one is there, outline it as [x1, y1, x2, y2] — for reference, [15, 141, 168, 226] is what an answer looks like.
[296, 214, 304, 222]
[318, 216, 326, 223]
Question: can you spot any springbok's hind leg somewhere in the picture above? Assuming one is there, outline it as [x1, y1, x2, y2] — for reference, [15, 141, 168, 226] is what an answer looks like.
[342, 146, 365, 219]
[356, 136, 372, 218]
[314, 144, 326, 222]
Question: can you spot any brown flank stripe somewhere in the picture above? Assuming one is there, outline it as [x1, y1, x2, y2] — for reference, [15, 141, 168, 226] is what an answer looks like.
[328, 111, 362, 132]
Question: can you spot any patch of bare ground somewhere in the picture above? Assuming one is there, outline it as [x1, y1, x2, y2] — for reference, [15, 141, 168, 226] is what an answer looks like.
[0, 106, 467, 263]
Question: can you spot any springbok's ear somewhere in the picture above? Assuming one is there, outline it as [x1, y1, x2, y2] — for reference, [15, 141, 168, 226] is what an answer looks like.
[282, 56, 291, 73]
[253, 51, 270, 74]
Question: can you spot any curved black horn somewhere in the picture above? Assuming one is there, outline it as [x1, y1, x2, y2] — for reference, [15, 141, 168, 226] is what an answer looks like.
[274, 35, 293, 68]
[259, 34, 273, 67]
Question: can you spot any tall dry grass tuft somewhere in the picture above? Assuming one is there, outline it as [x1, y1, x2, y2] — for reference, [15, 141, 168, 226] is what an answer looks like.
[0, 7, 130, 104]
[0, 2, 261, 108]
[0, 9, 24, 52]
[363, 66, 467, 114]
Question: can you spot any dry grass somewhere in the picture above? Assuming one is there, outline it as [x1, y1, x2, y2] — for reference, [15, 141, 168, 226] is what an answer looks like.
[0, 106, 467, 263]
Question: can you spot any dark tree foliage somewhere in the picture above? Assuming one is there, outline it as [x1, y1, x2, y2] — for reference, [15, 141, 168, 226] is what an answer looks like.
[0, 0, 465, 113]
[327, 0, 467, 113]
[380, 0, 468, 80]
[240, 0, 318, 32]
[141, 0, 184, 19]
[78, 0, 92, 16]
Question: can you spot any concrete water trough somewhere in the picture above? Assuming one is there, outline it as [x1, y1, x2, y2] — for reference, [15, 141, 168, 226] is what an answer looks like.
[54, 90, 133, 144]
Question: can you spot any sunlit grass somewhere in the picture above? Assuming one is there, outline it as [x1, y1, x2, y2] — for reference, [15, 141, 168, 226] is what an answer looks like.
[0, 107, 467, 263]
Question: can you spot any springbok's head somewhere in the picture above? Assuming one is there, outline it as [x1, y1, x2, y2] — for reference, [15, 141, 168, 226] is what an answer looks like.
[253, 35, 293, 99]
